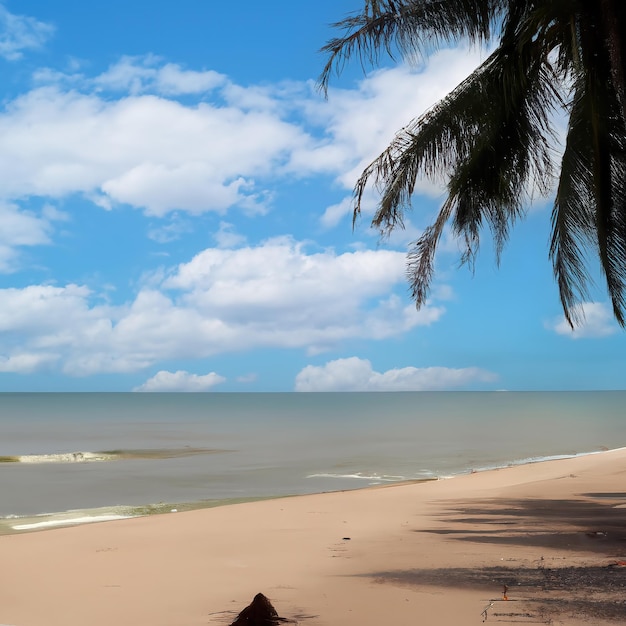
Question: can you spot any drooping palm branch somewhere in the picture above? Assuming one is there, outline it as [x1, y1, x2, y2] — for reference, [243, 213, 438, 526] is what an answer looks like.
[320, 0, 626, 327]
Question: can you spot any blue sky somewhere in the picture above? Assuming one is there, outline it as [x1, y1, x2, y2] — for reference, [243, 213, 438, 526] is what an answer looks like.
[0, 1, 623, 392]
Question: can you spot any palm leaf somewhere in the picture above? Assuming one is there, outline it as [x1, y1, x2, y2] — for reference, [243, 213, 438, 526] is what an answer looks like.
[321, 0, 626, 326]
[579, 8, 626, 325]
[550, 77, 598, 327]
[355, 36, 559, 306]
[319, 0, 503, 94]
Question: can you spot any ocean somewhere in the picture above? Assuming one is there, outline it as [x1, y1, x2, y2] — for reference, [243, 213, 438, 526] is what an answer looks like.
[1, 391, 624, 533]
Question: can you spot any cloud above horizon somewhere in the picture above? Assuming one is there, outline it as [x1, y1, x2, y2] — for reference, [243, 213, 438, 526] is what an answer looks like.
[294, 357, 497, 391]
[133, 369, 226, 392]
[0, 239, 447, 377]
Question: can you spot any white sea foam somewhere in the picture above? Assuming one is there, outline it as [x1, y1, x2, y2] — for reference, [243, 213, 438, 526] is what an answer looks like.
[468, 450, 607, 475]
[11, 514, 132, 531]
[16, 451, 114, 464]
[307, 472, 408, 482]
[8, 447, 224, 464]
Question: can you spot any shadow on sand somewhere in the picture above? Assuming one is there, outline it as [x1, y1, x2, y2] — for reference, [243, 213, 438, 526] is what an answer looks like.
[367, 492, 626, 623]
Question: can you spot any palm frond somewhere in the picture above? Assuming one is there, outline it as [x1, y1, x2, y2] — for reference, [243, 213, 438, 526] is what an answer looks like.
[598, 0, 626, 122]
[446, 44, 558, 263]
[550, 6, 626, 327]
[550, 79, 597, 327]
[318, 0, 504, 94]
[580, 9, 626, 326]
[322, 0, 626, 326]
[407, 200, 453, 307]
[354, 36, 559, 304]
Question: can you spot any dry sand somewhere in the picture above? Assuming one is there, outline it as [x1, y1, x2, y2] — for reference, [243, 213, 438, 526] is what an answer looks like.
[3, 448, 626, 626]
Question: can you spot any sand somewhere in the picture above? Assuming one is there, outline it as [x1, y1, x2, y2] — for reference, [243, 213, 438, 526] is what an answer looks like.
[3, 448, 626, 626]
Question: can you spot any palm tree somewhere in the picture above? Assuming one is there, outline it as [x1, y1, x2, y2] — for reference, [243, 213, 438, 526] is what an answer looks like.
[319, 0, 626, 327]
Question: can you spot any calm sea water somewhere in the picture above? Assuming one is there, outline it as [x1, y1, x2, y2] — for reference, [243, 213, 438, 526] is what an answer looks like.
[1, 392, 624, 528]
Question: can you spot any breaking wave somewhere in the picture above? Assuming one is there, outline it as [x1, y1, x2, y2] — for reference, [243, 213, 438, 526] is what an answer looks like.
[306, 472, 436, 484]
[0, 447, 231, 464]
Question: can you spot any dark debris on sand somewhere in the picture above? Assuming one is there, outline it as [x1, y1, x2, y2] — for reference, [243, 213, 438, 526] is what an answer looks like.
[230, 593, 295, 626]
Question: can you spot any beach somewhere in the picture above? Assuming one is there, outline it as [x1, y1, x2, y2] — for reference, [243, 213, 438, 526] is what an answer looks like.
[3, 448, 626, 626]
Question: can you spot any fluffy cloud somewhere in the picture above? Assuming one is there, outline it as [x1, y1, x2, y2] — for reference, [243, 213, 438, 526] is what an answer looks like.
[320, 196, 354, 230]
[0, 49, 477, 379]
[0, 239, 447, 376]
[0, 352, 58, 373]
[94, 56, 227, 95]
[0, 5, 54, 61]
[0, 47, 484, 221]
[294, 357, 497, 391]
[0, 284, 98, 334]
[0, 86, 306, 216]
[162, 238, 444, 345]
[133, 370, 226, 392]
[551, 302, 618, 339]
[213, 222, 247, 248]
[296, 47, 488, 193]
[0, 202, 64, 271]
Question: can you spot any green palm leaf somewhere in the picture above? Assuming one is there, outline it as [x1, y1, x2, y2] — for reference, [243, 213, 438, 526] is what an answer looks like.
[322, 0, 626, 327]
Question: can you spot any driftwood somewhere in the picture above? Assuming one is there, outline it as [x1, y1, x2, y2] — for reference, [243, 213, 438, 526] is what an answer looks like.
[230, 593, 290, 626]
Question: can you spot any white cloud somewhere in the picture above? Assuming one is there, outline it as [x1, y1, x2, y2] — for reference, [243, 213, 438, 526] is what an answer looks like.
[551, 302, 618, 339]
[294, 47, 488, 193]
[0, 284, 117, 373]
[133, 370, 225, 392]
[0, 352, 58, 373]
[320, 197, 353, 229]
[0, 202, 65, 272]
[0, 86, 308, 216]
[147, 215, 193, 243]
[0, 203, 51, 245]
[101, 164, 249, 216]
[236, 373, 257, 384]
[0, 5, 53, 61]
[0, 47, 485, 221]
[294, 357, 497, 391]
[0, 284, 103, 334]
[0, 239, 447, 376]
[94, 56, 227, 95]
[161, 238, 444, 345]
[213, 222, 247, 248]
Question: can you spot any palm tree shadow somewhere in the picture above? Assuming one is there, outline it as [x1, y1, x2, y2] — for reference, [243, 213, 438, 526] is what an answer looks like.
[364, 492, 626, 622]
[425, 493, 626, 555]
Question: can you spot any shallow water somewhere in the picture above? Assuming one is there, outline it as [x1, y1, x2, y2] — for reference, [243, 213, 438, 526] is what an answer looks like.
[1, 391, 624, 524]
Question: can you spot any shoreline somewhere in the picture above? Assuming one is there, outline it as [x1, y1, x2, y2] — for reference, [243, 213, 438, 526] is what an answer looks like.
[1, 445, 617, 536]
[2, 445, 618, 534]
[2, 447, 626, 625]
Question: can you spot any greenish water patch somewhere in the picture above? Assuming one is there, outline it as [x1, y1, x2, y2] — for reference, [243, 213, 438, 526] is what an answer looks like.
[97, 447, 232, 460]
[124, 495, 289, 517]
[0, 456, 19, 462]
[0, 495, 290, 535]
